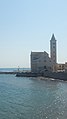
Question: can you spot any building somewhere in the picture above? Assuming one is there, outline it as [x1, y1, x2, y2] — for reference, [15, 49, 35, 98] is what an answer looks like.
[31, 51, 53, 73]
[31, 34, 58, 73]
[65, 62, 67, 72]
[57, 64, 65, 71]
[50, 34, 57, 63]
[56, 62, 67, 72]
[50, 34, 57, 71]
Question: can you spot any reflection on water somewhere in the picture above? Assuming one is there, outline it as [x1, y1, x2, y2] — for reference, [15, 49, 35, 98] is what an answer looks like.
[0, 74, 67, 119]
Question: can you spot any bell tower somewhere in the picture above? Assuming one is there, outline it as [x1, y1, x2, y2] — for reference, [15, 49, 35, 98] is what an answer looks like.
[50, 34, 57, 64]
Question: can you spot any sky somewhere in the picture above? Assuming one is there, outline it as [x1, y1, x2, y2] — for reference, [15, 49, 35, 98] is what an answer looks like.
[0, 0, 67, 68]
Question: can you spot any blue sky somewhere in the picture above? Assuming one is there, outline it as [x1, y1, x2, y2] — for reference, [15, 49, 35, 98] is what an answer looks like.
[0, 0, 67, 68]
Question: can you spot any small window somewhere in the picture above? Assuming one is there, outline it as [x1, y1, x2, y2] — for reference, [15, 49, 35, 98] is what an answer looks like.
[53, 46, 55, 48]
[53, 43, 55, 45]
[44, 66, 46, 69]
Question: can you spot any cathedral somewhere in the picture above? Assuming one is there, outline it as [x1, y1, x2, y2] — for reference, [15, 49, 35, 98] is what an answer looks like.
[31, 34, 57, 73]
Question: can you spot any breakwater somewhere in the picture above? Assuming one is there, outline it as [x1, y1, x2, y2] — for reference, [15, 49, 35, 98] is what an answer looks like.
[16, 72, 42, 77]
[16, 71, 67, 81]
[0, 72, 17, 74]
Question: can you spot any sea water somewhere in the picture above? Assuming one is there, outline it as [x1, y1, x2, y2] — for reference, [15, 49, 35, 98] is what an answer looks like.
[0, 68, 30, 72]
[0, 74, 67, 119]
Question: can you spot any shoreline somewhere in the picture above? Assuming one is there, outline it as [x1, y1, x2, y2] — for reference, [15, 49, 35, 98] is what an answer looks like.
[0, 71, 67, 81]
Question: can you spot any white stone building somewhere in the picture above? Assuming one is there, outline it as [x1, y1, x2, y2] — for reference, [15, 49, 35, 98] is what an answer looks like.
[31, 51, 53, 73]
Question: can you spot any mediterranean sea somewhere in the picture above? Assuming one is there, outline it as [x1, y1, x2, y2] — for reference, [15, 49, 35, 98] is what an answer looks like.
[0, 70, 67, 119]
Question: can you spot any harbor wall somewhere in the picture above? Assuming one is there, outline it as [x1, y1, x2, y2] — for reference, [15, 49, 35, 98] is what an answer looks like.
[43, 72, 67, 81]
[16, 71, 67, 81]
